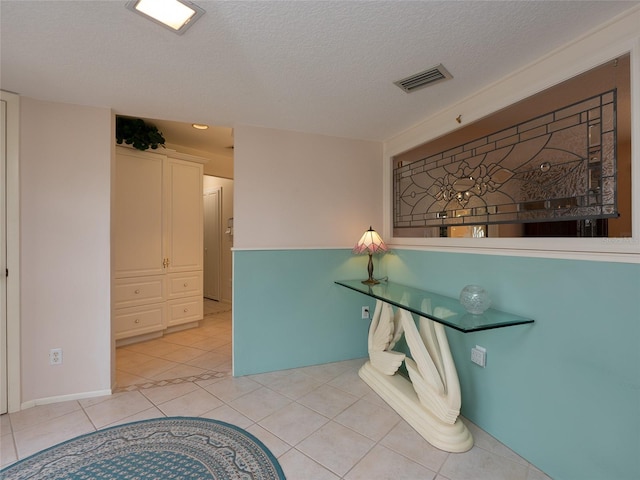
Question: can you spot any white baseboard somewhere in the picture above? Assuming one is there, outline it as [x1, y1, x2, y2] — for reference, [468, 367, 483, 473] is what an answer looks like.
[20, 389, 112, 410]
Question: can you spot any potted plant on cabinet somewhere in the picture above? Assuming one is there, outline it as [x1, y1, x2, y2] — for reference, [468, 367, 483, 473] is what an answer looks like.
[116, 116, 165, 151]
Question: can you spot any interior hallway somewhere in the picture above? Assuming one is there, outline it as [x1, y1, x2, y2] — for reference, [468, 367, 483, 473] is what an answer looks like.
[115, 299, 233, 392]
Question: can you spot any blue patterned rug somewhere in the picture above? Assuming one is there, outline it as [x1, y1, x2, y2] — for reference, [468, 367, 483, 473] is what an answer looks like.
[1, 417, 286, 479]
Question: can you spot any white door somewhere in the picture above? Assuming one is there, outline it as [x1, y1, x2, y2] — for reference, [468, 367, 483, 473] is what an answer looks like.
[1, 97, 7, 414]
[203, 188, 221, 300]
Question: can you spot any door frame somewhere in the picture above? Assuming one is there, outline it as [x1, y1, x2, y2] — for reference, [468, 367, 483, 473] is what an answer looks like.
[203, 185, 222, 301]
[1, 90, 21, 413]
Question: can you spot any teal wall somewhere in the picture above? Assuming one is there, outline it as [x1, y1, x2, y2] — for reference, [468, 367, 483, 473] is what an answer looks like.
[386, 249, 640, 480]
[233, 249, 376, 376]
[233, 247, 639, 479]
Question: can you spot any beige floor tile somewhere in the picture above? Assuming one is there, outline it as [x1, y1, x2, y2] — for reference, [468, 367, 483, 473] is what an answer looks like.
[245, 424, 292, 458]
[440, 445, 529, 480]
[83, 391, 155, 429]
[194, 375, 225, 389]
[462, 418, 529, 465]
[215, 345, 232, 357]
[190, 336, 231, 351]
[297, 360, 356, 383]
[527, 465, 554, 480]
[156, 388, 223, 417]
[199, 405, 254, 429]
[115, 350, 156, 370]
[123, 339, 184, 358]
[115, 370, 150, 387]
[279, 448, 340, 480]
[247, 369, 292, 386]
[328, 369, 375, 398]
[78, 392, 130, 409]
[128, 357, 179, 379]
[334, 398, 400, 441]
[13, 410, 95, 458]
[162, 331, 210, 348]
[149, 363, 209, 381]
[297, 421, 375, 477]
[9, 400, 81, 432]
[257, 369, 324, 400]
[360, 389, 396, 411]
[201, 376, 262, 403]
[0, 413, 13, 435]
[102, 407, 166, 428]
[159, 345, 211, 363]
[1, 432, 17, 467]
[297, 384, 359, 418]
[140, 382, 200, 405]
[259, 403, 329, 446]
[185, 351, 230, 370]
[215, 361, 232, 373]
[228, 387, 293, 422]
[345, 444, 437, 480]
[380, 420, 449, 472]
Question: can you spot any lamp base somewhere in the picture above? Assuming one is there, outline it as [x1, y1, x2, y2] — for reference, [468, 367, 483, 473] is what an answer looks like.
[361, 278, 380, 285]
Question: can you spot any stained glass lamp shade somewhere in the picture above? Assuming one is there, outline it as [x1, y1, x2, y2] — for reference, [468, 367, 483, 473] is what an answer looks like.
[353, 227, 388, 285]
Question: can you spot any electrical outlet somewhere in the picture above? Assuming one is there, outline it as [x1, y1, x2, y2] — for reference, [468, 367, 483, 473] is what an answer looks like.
[361, 306, 370, 319]
[50, 348, 63, 365]
[471, 345, 486, 367]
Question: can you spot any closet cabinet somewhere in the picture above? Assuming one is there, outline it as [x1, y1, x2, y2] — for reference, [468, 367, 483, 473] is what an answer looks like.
[113, 146, 205, 343]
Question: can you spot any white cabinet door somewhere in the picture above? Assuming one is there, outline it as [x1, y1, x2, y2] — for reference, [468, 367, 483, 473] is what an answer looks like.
[114, 148, 165, 278]
[166, 158, 203, 273]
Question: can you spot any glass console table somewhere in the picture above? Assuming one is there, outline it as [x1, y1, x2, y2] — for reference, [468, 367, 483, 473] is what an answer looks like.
[335, 279, 533, 333]
[335, 279, 534, 453]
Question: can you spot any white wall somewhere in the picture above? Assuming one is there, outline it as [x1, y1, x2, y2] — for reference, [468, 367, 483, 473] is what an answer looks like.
[20, 97, 112, 405]
[234, 125, 383, 249]
[167, 142, 234, 179]
[203, 175, 234, 303]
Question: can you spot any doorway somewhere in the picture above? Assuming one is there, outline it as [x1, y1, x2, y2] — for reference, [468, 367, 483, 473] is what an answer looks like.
[1, 90, 20, 414]
[1, 95, 7, 414]
[203, 186, 221, 301]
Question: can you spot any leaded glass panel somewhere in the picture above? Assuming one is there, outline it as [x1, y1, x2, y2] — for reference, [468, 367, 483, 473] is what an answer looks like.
[394, 91, 617, 228]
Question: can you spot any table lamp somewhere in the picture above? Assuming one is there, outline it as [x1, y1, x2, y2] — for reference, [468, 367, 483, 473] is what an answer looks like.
[353, 226, 388, 285]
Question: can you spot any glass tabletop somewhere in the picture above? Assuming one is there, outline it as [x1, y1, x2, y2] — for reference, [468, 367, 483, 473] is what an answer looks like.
[335, 279, 534, 333]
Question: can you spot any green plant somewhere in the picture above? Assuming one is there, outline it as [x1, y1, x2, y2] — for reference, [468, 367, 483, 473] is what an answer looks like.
[116, 116, 165, 151]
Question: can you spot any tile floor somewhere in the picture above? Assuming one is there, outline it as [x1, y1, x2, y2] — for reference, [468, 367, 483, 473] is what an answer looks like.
[0, 300, 552, 479]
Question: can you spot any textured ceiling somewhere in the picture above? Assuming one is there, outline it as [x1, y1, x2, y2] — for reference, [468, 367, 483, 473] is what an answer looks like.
[1, 0, 638, 146]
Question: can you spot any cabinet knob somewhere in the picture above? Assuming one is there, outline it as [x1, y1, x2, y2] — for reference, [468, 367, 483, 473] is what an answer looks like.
[134, 318, 140, 324]
[134, 289, 140, 294]
[183, 308, 189, 313]
[183, 283, 188, 287]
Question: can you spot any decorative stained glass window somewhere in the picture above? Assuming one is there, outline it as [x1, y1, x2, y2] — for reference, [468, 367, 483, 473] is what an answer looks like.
[394, 91, 617, 229]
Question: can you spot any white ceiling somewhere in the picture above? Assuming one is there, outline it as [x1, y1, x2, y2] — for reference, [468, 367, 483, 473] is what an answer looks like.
[1, 0, 638, 149]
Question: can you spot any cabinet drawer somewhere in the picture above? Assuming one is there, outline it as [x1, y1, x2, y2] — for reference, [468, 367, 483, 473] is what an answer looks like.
[114, 304, 166, 339]
[167, 271, 203, 299]
[167, 296, 203, 327]
[114, 276, 165, 308]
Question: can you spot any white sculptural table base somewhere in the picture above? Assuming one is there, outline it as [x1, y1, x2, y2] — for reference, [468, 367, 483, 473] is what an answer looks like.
[359, 299, 473, 453]
[335, 279, 533, 453]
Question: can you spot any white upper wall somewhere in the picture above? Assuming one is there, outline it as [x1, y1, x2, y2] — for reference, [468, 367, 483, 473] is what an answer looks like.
[234, 125, 382, 249]
[20, 97, 112, 404]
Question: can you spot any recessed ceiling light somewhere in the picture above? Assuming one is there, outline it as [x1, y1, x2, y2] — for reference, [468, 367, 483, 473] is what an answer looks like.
[126, 0, 205, 35]
[192, 124, 209, 130]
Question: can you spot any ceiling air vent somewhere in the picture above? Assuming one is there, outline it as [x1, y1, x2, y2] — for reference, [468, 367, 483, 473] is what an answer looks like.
[394, 64, 453, 93]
